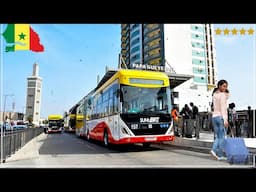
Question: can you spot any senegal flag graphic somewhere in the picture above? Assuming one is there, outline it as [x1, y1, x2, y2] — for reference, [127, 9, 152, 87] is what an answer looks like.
[2, 24, 44, 52]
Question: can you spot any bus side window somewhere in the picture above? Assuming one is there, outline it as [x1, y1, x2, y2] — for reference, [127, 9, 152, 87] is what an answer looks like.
[116, 88, 124, 102]
[87, 98, 92, 109]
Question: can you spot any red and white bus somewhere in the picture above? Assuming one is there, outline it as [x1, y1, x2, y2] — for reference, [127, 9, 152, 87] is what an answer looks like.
[79, 69, 174, 147]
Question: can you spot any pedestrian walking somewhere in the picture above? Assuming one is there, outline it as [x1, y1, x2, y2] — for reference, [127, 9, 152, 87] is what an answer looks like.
[180, 104, 192, 137]
[210, 79, 229, 161]
[189, 102, 199, 137]
[171, 107, 179, 136]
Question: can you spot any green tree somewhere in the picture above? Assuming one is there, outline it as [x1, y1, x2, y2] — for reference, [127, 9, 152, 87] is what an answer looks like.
[27, 115, 33, 123]
[42, 119, 48, 124]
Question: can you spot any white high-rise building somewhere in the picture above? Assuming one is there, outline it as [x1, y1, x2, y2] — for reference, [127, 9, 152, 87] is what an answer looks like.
[164, 24, 217, 112]
[121, 24, 217, 112]
[25, 63, 42, 125]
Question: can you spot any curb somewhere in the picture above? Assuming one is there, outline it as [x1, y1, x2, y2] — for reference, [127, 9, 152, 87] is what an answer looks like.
[162, 136, 256, 154]
[161, 137, 212, 154]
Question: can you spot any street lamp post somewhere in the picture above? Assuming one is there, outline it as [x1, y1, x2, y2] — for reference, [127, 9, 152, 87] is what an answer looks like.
[2, 94, 14, 121]
[22, 106, 26, 121]
[1, 94, 14, 163]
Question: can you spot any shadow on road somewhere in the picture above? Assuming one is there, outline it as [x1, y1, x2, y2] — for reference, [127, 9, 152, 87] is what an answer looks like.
[38, 132, 162, 155]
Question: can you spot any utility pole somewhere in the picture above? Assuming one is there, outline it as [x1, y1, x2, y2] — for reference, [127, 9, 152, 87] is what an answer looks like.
[22, 106, 26, 121]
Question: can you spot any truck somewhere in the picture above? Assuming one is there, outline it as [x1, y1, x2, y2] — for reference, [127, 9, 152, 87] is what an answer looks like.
[46, 114, 64, 133]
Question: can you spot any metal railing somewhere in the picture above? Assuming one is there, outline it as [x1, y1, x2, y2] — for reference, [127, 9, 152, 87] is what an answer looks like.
[176, 109, 255, 139]
[0, 127, 44, 163]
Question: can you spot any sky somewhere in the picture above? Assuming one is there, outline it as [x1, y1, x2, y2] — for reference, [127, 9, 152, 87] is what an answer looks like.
[0, 24, 255, 119]
[213, 24, 255, 111]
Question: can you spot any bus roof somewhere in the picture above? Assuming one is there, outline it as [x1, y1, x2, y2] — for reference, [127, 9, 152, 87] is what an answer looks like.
[48, 114, 63, 120]
[118, 69, 169, 79]
[96, 69, 169, 88]
[95, 69, 169, 94]
[76, 114, 84, 120]
[69, 114, 76, 119]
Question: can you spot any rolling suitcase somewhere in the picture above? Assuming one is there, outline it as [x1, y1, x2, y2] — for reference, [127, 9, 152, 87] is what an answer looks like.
[185, 119, 194, 138]
[224, 137, 249, 164]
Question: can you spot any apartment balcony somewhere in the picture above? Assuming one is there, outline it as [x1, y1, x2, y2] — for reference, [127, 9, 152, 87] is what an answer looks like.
[149, 57, 161, 65]
[121, 44, 126, 49]
[144, 52, 161, 62]
[143, 24, 160, 35]
[144, 43, 160, 52]
[144, 34, 161, 44]
[121, 36, 126, 42]
[121, 49, 127, 55]
[121, 24, 128, 29]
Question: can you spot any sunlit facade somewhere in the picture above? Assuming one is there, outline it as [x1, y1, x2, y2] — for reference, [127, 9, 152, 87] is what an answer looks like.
[25, 63, 42, 125]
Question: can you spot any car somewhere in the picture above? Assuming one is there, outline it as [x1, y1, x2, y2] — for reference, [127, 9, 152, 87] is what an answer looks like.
[12, 125, 27, 130]
[3, 122, 12, 131]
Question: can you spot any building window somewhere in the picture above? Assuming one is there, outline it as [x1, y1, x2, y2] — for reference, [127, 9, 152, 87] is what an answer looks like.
[131, 38, 140, 47]
[131, 30, 140, 39]
[131, 45, 140, 54]
[28, 82, 36, 87]
[192, 59, 205, 65]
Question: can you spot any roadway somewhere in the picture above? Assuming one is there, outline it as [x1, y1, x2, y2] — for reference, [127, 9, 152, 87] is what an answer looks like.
[0, 132, 253, 168]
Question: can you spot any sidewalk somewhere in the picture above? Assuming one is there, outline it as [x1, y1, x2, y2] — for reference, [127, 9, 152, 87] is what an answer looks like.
[165, 131, 256, 154]
[2, 132, 45, 163]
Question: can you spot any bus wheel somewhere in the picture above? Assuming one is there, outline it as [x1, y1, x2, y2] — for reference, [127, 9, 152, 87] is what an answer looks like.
[103, 130, 109, 147]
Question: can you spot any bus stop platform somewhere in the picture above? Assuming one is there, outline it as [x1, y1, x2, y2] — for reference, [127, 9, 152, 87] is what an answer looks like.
[162, 132, 256, 154]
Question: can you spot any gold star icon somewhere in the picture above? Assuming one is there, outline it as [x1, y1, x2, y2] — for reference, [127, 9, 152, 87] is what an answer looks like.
[240, 28, 246, 35]
[231, 28, 238, 35]
[223, 28, 230, 35]
[247, 28, 254, 35]
[215, 28, 222, 35]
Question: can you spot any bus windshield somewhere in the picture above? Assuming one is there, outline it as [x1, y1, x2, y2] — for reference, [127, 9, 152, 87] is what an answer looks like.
[121, 85, 171, 114]
[48, 120, 63, 127]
